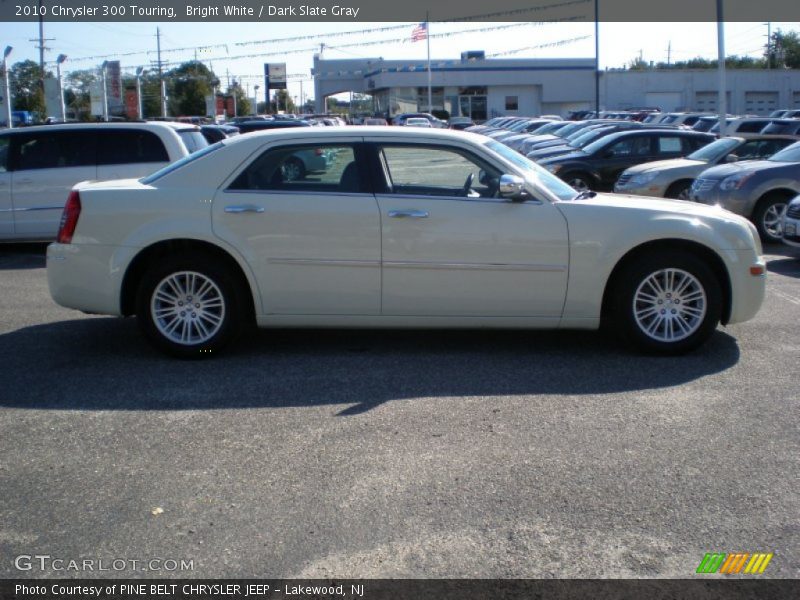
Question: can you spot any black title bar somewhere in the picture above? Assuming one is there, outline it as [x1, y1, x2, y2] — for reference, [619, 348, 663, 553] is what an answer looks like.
[2, 0, 800, 22]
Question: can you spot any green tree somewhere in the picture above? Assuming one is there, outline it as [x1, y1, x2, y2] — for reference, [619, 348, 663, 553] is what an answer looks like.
[63, 68, 97, 120]
[227, 80, 250, 117]
[9, 59, 49, 116]
[166, 61, 216, 116]
[271, 89, 296, 114]
[771, 30, 800, 68]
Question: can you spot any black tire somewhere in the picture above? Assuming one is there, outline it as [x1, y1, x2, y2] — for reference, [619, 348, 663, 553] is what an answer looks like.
[282, 157, 306, 182]
[665, 180, 693, 200]
[752, 194, 788, 243]
[562, 171, 594, 193]
[136, 255, 246, 358]
[611, 251, 722, 355]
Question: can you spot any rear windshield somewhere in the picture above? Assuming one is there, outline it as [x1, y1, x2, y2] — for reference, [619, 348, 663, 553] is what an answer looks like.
[141, 142, 224, 184]
[177, 130, 209, 153]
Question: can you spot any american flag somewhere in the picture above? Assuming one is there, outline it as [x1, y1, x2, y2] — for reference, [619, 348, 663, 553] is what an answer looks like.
[411, 22, 428, 42]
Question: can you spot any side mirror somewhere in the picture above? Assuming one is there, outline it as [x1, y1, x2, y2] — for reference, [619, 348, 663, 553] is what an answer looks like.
[499, 174, 527, 200]
[725, 154, 738, 163]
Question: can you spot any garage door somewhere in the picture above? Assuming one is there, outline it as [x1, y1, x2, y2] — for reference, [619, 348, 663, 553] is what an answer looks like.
[695, 91, 731, 112]
[645, 92, 683, 112]
[745, 92, 778, 115]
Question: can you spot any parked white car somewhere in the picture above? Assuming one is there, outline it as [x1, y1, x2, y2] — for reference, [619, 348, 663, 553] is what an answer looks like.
[47, 127, 766, 357]
[0, 122, 200, 241]
[404, 118, 432, 128]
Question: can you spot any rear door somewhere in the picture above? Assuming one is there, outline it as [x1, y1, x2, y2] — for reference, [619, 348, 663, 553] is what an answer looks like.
[212, 138, 382, 315]
[10, 130, 97, 239]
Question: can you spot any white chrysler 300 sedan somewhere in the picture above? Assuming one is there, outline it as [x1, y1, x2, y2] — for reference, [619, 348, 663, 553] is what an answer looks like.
[47, 128, 766, 358]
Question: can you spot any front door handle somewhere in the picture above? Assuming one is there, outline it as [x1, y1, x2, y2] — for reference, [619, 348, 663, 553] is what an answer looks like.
[388, 209, 429, 219]
[225, 204, 265, 214]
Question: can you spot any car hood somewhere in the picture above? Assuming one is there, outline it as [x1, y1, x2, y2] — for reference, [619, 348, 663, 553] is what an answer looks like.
[625, 158, 705, 174]
[696, 159, 779, 180]
[539, 150, 588, 164]
[555, 191, 760, 249]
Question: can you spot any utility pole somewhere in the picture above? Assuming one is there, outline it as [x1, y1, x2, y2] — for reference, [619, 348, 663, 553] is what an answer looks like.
[594, 0, 599, 118]
[667, 41, 671, 66]
[717, 0, 727, 136]
[156, 27, 166, 117]
[766, 22, 771, 69]
[29, 0, 54, 98]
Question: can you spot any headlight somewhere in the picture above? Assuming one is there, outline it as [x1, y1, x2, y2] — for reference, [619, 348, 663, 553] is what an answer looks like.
[720, 172, 754, 191]
[627, 172, 659, 186]
[545, 164, 562, 174]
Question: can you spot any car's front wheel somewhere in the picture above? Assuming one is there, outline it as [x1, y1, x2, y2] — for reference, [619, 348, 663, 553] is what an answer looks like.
[136, 256, 244, 358]
[563, 172, 594, 193]
[752, 194, 788, 243]
[611, 251, 722, 354]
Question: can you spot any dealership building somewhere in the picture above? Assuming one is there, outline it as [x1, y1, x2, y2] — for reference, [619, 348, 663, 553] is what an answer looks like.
[312, 53, 800, 119]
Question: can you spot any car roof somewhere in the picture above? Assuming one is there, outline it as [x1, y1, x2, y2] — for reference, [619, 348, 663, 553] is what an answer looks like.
[0, 121, 189, 135]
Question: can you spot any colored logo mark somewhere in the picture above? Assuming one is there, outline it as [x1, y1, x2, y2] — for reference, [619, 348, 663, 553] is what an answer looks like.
[696, 552, 773, 574]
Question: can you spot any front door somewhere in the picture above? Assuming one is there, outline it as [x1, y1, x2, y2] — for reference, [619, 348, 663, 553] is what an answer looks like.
[212, 139, 381, 315]
[373, 143, 569, 318]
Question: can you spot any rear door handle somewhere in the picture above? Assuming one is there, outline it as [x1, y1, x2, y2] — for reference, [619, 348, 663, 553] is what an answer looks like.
[388, 209, 429, 219]
[225, 204, 265, 214]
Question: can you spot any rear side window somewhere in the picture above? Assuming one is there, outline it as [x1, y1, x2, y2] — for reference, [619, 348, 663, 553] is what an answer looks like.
[97, 130, 169, 165]
[658, 136, 683, 154]
[15, 131, 96, 171]
[228, 144, 364, 193]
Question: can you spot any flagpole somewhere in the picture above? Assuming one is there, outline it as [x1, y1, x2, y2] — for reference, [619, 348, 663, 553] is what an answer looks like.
[426, 12, 432, 113]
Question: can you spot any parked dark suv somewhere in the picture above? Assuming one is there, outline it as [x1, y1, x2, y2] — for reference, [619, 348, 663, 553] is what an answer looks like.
[537, 129, 715, 192]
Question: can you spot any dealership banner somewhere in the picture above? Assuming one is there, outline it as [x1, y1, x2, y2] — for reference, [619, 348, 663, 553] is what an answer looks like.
[3, 0, 800, 22]
[0, 579, 797, 600]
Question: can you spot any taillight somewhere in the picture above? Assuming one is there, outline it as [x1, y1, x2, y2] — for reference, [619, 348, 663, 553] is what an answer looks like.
[57, 190, 81, 244]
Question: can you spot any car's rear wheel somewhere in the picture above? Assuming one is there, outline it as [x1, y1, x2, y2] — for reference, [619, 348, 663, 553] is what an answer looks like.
[612, 251, 722, 354]
[136, 256, 244, 358]
[752, 194, 788, 243]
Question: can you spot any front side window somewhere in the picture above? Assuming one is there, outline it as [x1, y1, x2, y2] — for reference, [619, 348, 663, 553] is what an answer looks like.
[603, 136, 651, 158]
[380, 145, 500, 198]
[15, 131, 96, 171]
[229, 145, 363, 193]
[177, 130, 210, 153]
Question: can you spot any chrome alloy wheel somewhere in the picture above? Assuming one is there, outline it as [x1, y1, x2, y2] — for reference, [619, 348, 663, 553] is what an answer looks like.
[151, 271, 226, 346]
[762, 202, 787, 239]
[633, 268, 707, 342]
[568, 176, 591, 193]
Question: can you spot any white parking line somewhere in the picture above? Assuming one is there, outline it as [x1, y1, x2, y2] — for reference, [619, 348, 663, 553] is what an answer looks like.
[773, 289, 800, 306]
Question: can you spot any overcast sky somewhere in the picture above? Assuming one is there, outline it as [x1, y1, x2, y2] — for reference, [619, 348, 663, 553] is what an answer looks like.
[1, 20, 797, 103]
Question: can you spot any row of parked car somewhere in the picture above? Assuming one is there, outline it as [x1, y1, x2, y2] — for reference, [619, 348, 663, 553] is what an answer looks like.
[466, 114, 800, 245]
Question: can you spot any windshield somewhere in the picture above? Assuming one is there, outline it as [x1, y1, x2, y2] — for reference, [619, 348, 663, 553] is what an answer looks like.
[768, 141, 800, 163]
[570, 127, 615, 148]
[553, 122, 587, 138]
[487, 140, 576, 201]
[687, 137, 740, 162]
[141, 142, 225, 184]
[530, 121, 563, 135]
[762, 122, 800, 135]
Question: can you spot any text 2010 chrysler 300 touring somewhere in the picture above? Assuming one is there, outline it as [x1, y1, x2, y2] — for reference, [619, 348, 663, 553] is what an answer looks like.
[47, 127, 766, 357]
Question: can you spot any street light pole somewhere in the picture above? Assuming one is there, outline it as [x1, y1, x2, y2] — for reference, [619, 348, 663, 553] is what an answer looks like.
[717, 0, 727, 136]
[56, 54, 67, 122]
[3, 46, 12, 129]
[135, 67, 146, 120]
[100, 61, 109, 121]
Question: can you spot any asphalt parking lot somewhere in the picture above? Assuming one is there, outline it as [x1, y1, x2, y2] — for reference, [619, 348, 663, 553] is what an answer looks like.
[0, 242, 798, 579]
